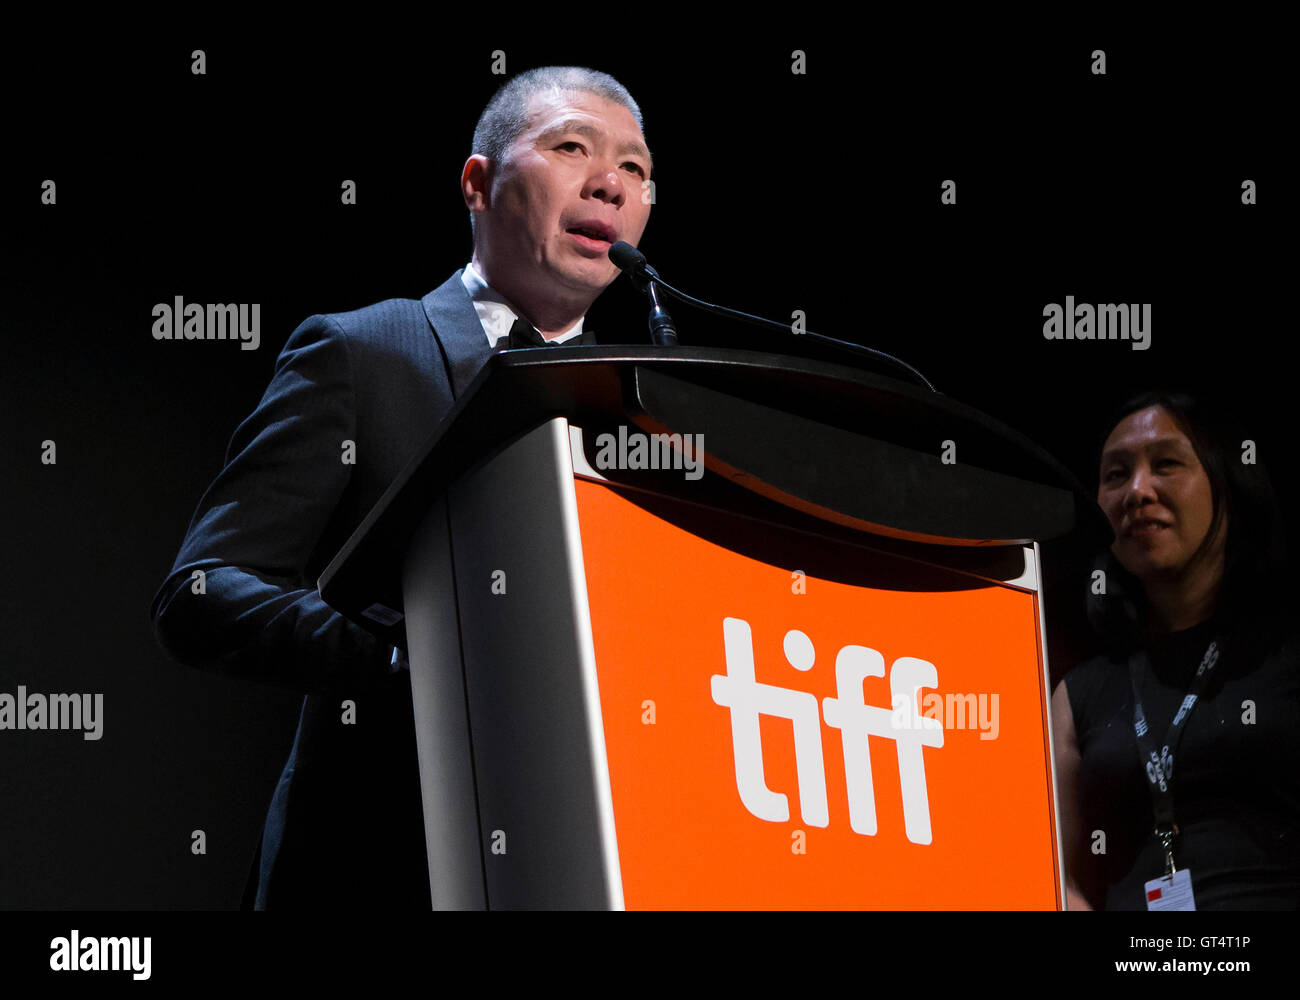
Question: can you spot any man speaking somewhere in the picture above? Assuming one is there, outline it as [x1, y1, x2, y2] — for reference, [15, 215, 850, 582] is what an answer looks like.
[150, 66, 653, 909]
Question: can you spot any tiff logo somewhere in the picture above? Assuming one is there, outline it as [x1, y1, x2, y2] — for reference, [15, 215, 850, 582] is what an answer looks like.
[711, 617, 944, 845]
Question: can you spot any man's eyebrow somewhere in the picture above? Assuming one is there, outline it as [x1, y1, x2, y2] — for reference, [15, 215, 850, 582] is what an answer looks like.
[537, 119, 653, 168]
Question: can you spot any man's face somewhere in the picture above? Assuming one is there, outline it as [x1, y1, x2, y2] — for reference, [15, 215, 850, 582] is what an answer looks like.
[473, 90, 652, 304]
[1097, 405, 1222, 586]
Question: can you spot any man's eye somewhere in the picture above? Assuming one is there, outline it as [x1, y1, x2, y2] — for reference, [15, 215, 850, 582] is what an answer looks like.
[622, 162, 645, 177]
[1103, 469, 1127, 483]
[557, 141, 583, 153]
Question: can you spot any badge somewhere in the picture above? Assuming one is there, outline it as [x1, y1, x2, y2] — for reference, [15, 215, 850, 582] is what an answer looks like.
[1144, 869, 1196, 911]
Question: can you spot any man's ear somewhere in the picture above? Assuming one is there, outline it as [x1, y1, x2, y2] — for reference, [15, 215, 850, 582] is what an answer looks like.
[462, 155, 492, 215]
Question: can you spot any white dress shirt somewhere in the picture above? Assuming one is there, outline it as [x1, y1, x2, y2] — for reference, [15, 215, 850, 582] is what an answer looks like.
[460, 261, 585, 347]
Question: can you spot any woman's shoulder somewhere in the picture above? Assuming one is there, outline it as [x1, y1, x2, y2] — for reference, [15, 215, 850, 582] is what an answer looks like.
[1061, 650, 1128, 731]
[1223, 610, 1300, 676]
[1064, 650, 1124, 690]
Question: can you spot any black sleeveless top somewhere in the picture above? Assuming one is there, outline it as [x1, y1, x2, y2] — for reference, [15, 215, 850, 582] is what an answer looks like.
[1066, 618, 1300, 909]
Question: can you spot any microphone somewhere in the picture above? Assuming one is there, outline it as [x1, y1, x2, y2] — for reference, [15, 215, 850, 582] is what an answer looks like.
[609, 242, 677, 347]
[607, 241, 936, 392]
[608, 241, 653, 278]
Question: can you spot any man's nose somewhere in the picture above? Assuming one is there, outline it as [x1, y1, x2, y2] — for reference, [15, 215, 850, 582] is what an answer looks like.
[584, 164, 626, 206]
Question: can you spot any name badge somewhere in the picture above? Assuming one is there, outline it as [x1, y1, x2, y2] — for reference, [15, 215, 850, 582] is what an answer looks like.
[1144, 869, 1196, 911]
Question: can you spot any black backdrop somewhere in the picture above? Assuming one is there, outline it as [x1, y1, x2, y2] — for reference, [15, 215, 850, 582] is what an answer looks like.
[1, 29, 1290, 912]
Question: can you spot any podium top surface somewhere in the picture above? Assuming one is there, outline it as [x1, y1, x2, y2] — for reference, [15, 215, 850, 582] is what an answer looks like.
[319, 346, 1105, 638]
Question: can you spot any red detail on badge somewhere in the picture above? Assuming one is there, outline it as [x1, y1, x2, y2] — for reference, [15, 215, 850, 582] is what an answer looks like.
[1147, 888, 1162, 901]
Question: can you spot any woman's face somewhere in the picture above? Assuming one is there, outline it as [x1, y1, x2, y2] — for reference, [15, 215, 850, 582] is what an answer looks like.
[1097, 405, 1223, 585]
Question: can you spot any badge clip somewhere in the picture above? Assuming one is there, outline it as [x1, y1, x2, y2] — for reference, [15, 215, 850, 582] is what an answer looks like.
[1155, 823, 1179, 876]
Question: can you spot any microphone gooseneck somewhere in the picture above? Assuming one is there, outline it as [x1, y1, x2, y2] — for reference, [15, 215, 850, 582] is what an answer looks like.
[607, 241, 936, 393]
[609, 241, 677, 347]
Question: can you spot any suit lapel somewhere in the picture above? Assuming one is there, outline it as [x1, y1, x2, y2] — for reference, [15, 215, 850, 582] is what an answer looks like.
[422, 270, 493, 399]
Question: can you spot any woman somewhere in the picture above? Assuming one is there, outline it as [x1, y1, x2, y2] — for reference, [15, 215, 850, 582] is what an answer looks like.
[1052, 391, 1300, 909]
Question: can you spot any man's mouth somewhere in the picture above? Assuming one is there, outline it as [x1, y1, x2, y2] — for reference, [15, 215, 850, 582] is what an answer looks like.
[565, 221, 617, 245]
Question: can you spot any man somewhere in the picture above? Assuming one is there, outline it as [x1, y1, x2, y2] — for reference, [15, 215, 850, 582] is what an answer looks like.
[150, 66, 653, 909]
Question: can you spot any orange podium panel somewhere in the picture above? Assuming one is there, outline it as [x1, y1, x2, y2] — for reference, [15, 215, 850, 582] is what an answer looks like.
[575, 478, 1061, 910]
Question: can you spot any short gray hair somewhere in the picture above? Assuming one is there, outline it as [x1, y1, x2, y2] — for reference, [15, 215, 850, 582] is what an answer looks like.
[468, 66, 644, 234]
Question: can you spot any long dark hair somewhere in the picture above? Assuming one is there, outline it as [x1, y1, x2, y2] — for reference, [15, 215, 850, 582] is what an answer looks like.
[1086, 390, 1291, 661]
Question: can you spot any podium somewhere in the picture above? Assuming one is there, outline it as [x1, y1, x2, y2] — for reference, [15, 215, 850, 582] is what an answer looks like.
[319, 346, 1103, 909]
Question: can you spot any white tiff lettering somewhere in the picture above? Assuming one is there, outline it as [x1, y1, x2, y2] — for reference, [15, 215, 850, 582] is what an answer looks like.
[712, 617, 947, 845]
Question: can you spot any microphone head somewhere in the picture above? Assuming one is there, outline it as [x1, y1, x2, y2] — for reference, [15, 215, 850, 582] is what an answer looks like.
[608, 240, 647, 273]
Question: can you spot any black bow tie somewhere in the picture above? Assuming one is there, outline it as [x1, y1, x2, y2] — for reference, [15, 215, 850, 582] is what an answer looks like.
[505, 316, 597, 349]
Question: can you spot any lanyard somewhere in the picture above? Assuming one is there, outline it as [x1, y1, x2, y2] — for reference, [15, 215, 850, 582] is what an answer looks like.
[1128, 636, 1222, 875]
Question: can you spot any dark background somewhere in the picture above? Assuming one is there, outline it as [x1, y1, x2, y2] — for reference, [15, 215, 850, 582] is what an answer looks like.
[0, 29, 1288, 908]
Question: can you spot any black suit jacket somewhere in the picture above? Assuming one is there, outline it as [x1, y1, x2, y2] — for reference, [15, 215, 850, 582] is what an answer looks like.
[151, 270, 502, 908]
